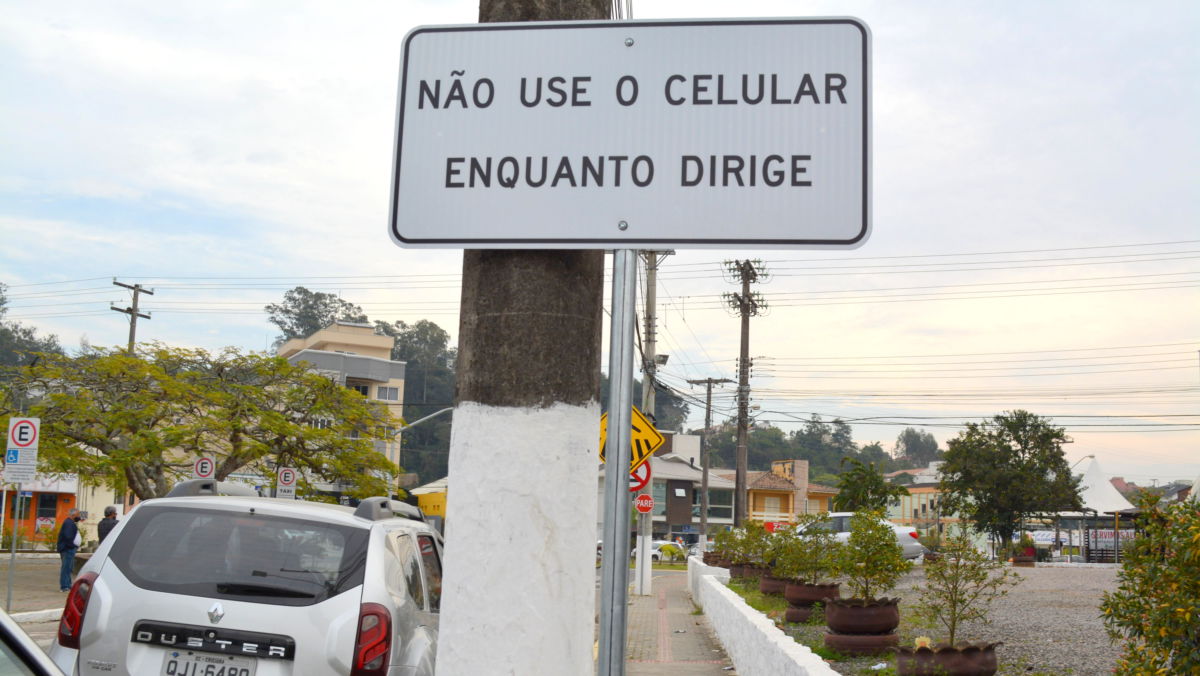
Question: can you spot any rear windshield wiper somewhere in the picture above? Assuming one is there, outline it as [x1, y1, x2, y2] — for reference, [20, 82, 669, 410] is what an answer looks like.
[216, 582, 316, 598]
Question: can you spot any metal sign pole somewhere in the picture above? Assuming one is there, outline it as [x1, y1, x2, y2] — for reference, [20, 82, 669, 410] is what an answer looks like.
[598, 249, 637, 676]
[6, 482, 21, 611]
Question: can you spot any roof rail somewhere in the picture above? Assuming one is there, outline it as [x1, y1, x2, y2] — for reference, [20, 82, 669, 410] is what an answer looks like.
[389, 500, 427, 523]
[353, 497, 394, 521]
[166, 479, 260, 498]
[353, 497, 428, 522]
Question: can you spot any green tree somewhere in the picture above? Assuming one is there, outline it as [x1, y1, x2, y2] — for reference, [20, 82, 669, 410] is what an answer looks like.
[913, 526, 1021, 645]
[376, 319, 457, 483]
[1101, 494, 1200, 675]
[0, 283, 63, 368]
[263, 286, 368, 347]
[1, 344, 398, 500]
[837, 510, 912, 601]
[938, 410, 1082, 549]
[894, 427, 941, 467]
[833, 457, 909, 512]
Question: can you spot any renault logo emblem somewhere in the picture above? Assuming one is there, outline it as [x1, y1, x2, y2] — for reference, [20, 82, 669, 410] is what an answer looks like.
[208, 602, 224, 624]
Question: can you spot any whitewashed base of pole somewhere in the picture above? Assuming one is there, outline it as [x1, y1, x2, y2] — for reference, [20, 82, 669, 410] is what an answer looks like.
[435, 402, 600, 675]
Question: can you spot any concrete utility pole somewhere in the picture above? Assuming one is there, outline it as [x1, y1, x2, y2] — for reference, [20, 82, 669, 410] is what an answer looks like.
[725, 260, 766, 526]
[110, 279, 153, 354]
[634, 250, 671, 596]
[688, 377, 733, 550]
[434, 2, 610, 674]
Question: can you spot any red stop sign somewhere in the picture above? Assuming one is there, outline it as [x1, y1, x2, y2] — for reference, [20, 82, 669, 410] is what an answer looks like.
[634, 494, 654, 514]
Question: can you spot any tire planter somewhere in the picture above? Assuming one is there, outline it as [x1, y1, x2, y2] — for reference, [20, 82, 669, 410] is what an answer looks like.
[822, 630, 898, 656]
[758, 575, 787, 595]
[825, 598, 901, 634]
[784, 582, 840, 606]
[823, 598, 901, 656]
[784, 605, 814, 623]
[895, 643, 1002, 676]
[743, 565, 770, 581]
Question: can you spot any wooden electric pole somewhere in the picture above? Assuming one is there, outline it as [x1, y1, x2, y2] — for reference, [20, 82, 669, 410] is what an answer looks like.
[688, 377, 733, 548]
[724, 260, 766, 526]
[110, 279, 153, 354]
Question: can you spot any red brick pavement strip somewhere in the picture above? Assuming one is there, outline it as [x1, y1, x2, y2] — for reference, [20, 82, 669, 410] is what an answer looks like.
[625, 571, 732, 674]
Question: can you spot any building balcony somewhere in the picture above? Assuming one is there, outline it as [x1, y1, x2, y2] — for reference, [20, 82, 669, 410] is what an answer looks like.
[750, 510, 793, 523]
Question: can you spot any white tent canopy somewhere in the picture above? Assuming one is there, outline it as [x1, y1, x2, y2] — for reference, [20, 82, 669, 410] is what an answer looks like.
[1069, 458, 1134, 514]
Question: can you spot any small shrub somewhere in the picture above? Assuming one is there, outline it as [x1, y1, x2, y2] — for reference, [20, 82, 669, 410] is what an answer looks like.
[912, 526, 1021, 644]
[1100, 495, 1200, 675]
[837, 510, 912, 600]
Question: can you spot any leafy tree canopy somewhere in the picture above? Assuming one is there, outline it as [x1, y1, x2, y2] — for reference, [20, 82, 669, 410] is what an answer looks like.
[0, 282, 63, 368]
[834, 457, 910, 512]
[264, 287, 368, 348]
[376, 319, 457, 483]
[938, 410, 1082, 548]
[893, 427, 942, 467]
[1, 344, 398, 500]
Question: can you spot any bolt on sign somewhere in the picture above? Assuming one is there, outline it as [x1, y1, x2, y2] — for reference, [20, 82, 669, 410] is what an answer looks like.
[598, 406, 665, 474]
[389, 18, 871, 250]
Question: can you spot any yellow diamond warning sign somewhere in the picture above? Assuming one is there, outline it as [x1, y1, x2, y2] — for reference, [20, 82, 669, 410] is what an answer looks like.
[599, 406, 665, 474]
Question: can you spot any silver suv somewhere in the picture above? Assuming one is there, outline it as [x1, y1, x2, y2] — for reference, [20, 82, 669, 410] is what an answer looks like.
[49, 480, 443, 676]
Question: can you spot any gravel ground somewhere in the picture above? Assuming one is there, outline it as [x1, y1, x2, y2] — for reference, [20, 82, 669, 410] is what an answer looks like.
[781, 564, 1123, 675]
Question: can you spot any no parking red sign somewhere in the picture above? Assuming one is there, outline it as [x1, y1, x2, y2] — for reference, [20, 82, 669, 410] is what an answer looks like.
[628, 463, 651, 493]
[277, 467, 298, 500]
[193, 456, 216, 480]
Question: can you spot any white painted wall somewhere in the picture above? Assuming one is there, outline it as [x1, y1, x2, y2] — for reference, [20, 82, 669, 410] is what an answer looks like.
[693, 563, 837, 676]
[436, 402, 599, 675]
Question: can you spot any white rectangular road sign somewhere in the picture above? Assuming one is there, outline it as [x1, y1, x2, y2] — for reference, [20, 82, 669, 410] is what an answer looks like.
[390, 18, 871, 249]
[2, 465, 36, 483]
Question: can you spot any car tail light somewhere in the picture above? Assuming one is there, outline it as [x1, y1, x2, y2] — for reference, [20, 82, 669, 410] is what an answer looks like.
[58, 572, 98, 649]
[351, 603, 391, 676]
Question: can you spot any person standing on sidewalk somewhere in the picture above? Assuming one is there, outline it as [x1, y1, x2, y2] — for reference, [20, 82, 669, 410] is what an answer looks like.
[55, 509, 82, 592]
[97, 506, 119, 544]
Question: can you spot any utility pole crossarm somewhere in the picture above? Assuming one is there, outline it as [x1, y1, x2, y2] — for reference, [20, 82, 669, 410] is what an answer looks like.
[112, 279, 154, 354]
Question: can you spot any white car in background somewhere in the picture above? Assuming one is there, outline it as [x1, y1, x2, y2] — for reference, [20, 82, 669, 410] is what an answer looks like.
[802, 512, 926, 559]
[50, 480, 444, 676]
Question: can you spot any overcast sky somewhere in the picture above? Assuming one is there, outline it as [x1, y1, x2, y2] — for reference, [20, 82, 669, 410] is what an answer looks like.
[2, 1, 1197, 485]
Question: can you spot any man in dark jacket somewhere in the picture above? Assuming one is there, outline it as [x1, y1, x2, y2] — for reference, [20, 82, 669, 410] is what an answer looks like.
[56, 509, 82, 592]
[97, 506, 118, 544]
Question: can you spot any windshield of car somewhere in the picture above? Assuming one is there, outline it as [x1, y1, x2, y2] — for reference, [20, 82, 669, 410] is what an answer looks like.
[108, 504, 369, 606]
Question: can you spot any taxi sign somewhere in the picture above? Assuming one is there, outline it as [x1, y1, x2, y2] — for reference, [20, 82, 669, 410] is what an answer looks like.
[599, 406, 665, 474]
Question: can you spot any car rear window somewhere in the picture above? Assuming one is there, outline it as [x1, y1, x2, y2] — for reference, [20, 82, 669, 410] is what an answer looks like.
[107, 504, 369, 607]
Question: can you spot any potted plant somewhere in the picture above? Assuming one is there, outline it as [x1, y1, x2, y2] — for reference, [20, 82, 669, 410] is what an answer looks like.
[759, 529, 793, 595]
[1011, 532, 1036, 567]
[918, 532, 942, 562]
[897, 528, 1021, 675]
[777, 513, 842, 622]
[710, 528, 736, 568]
[738, 519, 772, 581]
[824, 510, 914, 656]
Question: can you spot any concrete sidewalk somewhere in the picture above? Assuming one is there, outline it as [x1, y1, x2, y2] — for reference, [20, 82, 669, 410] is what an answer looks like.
[625, 570, 733, 675]
[0, 556, 69, 617]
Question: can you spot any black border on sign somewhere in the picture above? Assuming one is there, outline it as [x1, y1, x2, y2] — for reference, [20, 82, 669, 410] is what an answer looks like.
[389, 18, 870, 248]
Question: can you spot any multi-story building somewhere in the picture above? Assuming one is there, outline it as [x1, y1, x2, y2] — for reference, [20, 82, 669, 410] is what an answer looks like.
[277, 321, 407, 475]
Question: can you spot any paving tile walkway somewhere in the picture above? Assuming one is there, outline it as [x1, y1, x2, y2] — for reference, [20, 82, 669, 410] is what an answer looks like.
[625, 570, 733, 675]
